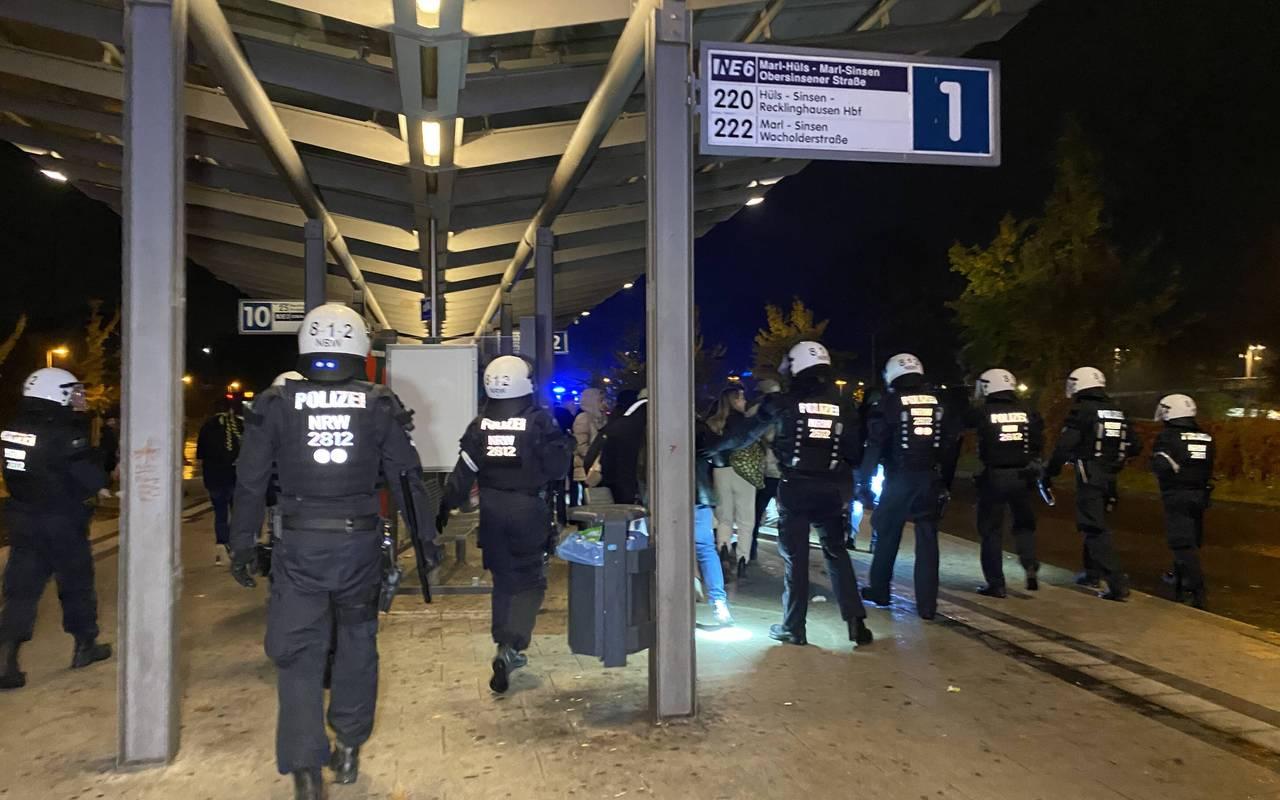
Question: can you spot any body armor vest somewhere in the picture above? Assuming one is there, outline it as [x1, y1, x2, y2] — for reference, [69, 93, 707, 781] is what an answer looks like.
[276, 380, 382, 500]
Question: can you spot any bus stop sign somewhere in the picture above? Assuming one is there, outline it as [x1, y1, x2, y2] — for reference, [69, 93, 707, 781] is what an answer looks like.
[700, 42, 999, 166]
[238, 300, 306, 334]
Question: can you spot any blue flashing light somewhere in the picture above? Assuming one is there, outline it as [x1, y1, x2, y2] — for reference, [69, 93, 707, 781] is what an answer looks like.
[741, 370, 753, 378]
[552, 385, 567, 395]
[312, 359, 339, 370]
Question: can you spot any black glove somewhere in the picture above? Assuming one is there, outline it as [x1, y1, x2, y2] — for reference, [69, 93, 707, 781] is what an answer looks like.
[230, 548, 259, 589]
[855, 485, 877, 510]
[936, 489, 952, 518]
[435, 501, 453, 535]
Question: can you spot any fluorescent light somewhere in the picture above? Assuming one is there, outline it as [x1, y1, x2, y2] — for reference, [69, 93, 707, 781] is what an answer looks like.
[757, 176, 783, 186]
[416, 0, 441, 27]
[747, 180, 759, 188]
[580, 311, 591, 317]
[745, 196, 764, 207]
[40, 169, 68, 182]
[417, 0, 441, 11]
[422, 120, 441, 166]
[623, 282, 634, 289]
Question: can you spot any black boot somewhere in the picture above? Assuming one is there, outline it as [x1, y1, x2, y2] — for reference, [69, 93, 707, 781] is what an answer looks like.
[329, 742, 360, 785]
[1189, 586, 1207, 610]
[1100, 575, 1130, 602]
[1025, 565, 1040, 592]
[0, 641, 25, 690]
[860, 586, 891, 607]
[736, 557, 748, 579]
[70, 637, 112, 669]
[768, 624, 807, 646]
[850, 619, 873, 649]
[976, 585, 1008, 599]
[490, 645, 526, 693]
[292, 768, 327, 800]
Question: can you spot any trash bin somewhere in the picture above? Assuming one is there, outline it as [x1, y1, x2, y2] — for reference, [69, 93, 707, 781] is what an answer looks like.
[558, 505, 654, 667]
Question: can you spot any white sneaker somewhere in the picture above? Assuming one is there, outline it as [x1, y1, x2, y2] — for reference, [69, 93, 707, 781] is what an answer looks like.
[712, 600, 733, 626]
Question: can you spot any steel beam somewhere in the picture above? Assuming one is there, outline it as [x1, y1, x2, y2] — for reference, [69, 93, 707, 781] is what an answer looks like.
[188, 0, 393, 327]
[534, 227, 555, 405]
[470, 0, 655, 335]
[304, 219, 325, 310]
[118, 0, 186, 767]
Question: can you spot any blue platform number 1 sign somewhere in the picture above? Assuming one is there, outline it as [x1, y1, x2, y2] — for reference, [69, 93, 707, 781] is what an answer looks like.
[911, 66, 991, 155]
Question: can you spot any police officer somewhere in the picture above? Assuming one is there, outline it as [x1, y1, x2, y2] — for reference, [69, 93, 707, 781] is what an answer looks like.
[1150, 394, 1214, 609]
[228, 303, 438, 799]
[1042, 366, 1139, 601]
[438, 355, 572, 693]
[763, 341, 873, 649]
[860, 354, 957, 621]
[967, 369, 1043, 597]
[0, 368, 111, 689]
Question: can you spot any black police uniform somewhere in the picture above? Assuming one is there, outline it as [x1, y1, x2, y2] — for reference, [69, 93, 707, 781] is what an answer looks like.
[861, 374, 956, 620]
[1150, 418, 1214, 606]
[229, 377, 437, 776]
[763, 369, 869, 644]
[1045, 387, 1140, 598]
[0, 397, 108, 684]
[443, 396, 572, 662]
[968, 391, 1044, 593]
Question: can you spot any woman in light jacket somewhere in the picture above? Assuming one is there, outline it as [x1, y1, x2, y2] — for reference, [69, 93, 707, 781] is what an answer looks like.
[572, 387, 608, 502]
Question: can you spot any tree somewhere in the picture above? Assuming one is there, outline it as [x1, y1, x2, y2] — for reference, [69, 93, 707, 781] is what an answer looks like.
[948, 121, 1178, 416]
[78, 299, 121, 413]
[751, 298, 830, 381]
[0, 313, 27, 370]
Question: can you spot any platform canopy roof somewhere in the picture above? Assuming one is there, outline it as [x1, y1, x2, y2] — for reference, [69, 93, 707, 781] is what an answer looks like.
[0, 0, 1041, 337]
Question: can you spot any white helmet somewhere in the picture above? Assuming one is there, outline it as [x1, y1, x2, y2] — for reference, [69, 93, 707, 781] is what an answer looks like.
[23, 367, 83, 407]
[779, 341, 830, 376]
[884, 353, 924, 386]
[298, 302, 369, 358]
[975, 368, 1017, 399]
[271, 370, 305, 387]
[1065, 366, 1105, 399]
[484, 355, 534, 399]
[1155, 393, 1196, 422]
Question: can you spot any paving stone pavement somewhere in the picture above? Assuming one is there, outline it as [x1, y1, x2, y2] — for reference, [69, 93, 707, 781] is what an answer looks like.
[1, 512, 1278, 799]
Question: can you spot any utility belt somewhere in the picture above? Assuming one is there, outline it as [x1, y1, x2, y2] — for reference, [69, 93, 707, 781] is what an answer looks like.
[281, 513, 380, 533]
[479, 485, 547, 499]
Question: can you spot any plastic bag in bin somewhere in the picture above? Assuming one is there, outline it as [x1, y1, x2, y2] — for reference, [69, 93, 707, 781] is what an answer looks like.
[555, 519, 650, 566]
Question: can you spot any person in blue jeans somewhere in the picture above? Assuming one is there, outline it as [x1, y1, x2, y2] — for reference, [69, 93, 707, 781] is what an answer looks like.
[196, 395, 243, 563]
[697, 413, 769, 625]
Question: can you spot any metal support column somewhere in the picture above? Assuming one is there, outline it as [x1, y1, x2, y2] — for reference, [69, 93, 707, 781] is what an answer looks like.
[426, 217, 441, 339]
[499, 291, 514, 354]
[304, 218, 325, 311]
[119, 0, 186, 766]
[534, 227, 555, 405]
[645, 0, 696, 720]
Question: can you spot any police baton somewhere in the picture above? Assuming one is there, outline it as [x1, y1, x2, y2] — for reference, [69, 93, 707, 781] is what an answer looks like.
[399, 471, 433, 604]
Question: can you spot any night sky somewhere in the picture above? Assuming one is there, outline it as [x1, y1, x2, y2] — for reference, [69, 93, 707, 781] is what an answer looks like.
[1, 0, 1278, 403]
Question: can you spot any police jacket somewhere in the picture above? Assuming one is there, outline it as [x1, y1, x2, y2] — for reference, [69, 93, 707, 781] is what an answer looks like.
[759, 372, 861, 482]
[967, 392, 1044, 471]
[1046, 388, 1141, 479]
[860, 374, 956, 482]
[1, 398, 106, 513]
[444, 396, 572, 506]
[1150, 419, 1214, 493]
[229, 377, 434, 555]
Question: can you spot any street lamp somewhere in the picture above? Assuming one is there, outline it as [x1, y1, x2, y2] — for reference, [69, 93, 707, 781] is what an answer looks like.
[182, 374, 193, 386]
[46, 345, 70, 368]
[1240, 343, 1267, 379]
[834, 378, 848, 395]
[228, 380, 242, 392]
